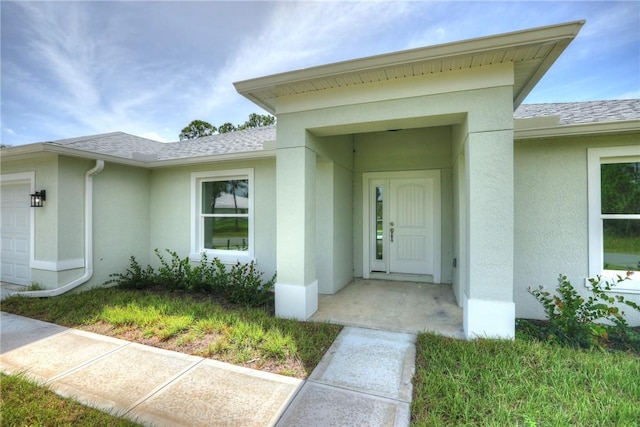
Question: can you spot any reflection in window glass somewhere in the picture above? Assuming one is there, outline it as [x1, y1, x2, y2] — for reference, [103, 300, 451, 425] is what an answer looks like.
[600, 163, 640, 215]
[204, 217, 249, 251]
[202, 180, 249, 215]
[376, 186, 383, 260]
[201, 178, 250, 253]
[603, 219, 640, 272]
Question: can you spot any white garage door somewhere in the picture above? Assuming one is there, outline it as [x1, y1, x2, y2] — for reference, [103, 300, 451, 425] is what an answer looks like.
[1, 182, 31, 285]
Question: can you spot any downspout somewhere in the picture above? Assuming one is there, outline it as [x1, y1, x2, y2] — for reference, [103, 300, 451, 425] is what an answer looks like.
[17, 160, 105, 297]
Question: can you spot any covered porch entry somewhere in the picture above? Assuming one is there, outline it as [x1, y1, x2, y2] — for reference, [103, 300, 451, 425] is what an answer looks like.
[234, 21, 584, 339]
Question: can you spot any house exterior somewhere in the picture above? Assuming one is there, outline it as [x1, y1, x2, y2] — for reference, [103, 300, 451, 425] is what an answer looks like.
[2, 21, 639, 338]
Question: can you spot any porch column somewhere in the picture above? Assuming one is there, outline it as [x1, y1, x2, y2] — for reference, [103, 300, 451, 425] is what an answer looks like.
[463, 129, 515, 339]
[275, 145, 318, 320]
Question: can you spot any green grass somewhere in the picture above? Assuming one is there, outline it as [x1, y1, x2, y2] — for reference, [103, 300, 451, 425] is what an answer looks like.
[411, 333, 640, 426]
[1, 374, 140, 426]
[1, 287, 341, 377]
[604, 235, 640, 256]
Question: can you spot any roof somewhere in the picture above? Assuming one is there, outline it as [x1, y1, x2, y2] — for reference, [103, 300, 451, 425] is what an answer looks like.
[235, 21, 585, 112]
[514, 99, 640, 125]
[2, 100, 638, 165]
[46, 125, 276, 162]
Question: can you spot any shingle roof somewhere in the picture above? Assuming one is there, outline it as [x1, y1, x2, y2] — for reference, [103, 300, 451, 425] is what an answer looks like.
[47, 125, 276, 161]
[514, 99, 639, 124]
[157, 125, 275, 160]
[32, 100, 639, 163]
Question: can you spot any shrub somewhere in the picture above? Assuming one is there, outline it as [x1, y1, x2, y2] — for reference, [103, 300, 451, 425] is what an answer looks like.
[107, 250, 275, 307]
[528, 273, 640, 349]
[225, 261, 275, 307]
[106, 256, 156, 289]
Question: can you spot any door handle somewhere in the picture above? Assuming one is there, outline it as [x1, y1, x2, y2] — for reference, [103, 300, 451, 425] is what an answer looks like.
[390, 227, 394, 242]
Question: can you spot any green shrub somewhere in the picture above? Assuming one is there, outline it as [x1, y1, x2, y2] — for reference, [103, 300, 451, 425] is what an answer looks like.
[225, 261, 275, 307]
[106, 256, 156, 289]
[107, 249, 275, 307]
[528, 273, 640, 349]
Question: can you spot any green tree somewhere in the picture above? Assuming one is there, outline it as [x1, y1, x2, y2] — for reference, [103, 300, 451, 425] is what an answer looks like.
[238, 113, 275, 130]
[179, 120, 217, 140]
[218, 122, 236, 134]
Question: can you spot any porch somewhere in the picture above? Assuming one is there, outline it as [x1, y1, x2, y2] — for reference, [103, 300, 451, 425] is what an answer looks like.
[309, 279, 464, 338]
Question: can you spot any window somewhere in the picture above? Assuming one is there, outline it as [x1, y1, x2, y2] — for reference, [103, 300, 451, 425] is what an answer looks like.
[588, 146, 640, 293]
[191, 169, 254, 262]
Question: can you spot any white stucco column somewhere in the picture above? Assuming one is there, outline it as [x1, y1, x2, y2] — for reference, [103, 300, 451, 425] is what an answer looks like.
[463, 129, 515, 339]
[275, 145, 318, 320]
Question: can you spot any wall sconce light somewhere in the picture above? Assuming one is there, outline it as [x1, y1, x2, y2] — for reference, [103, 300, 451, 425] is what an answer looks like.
[30, 190, 46, 207]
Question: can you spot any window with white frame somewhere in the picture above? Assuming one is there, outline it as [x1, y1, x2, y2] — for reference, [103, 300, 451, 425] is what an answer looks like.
[588, 146, 640, 293]
[191, 169, 254, 261]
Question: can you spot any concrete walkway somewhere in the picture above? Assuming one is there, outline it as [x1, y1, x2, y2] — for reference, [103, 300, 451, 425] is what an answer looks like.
[0, 312, 415, 426]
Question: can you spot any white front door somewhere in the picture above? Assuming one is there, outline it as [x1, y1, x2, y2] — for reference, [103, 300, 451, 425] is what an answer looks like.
[1, 182, 31, 285]
[367, 171, 440, 280]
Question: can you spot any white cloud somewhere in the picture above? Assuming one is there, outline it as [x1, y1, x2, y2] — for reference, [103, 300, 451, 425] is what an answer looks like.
[194, 1, 413, 119]
[139, 131, 167, 142]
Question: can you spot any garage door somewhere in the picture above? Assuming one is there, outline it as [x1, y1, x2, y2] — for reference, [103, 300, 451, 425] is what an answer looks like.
[1, 182, 31, 285]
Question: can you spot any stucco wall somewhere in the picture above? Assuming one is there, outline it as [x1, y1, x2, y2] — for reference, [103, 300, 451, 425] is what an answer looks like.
[0, 155, 151, 290]
[89, 161, 151, 288]
[514, 132, 640, 325]
[149, 159, 277, 280]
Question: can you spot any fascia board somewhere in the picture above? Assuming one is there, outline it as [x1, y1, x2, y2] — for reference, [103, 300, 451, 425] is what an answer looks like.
[149, 149, 276, 168]
[514, 120, 640, 140]
[1, 143, 148, 167]
[1, 142, 276, 169]
[234, 20, 584, 96]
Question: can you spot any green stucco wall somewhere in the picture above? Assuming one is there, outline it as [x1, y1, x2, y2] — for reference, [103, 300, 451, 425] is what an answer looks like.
[149, 159, 277, 279]
[514, 132, 640, 324]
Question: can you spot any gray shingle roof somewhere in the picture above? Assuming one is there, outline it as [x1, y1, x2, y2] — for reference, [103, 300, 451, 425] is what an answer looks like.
[157, 125, 275, 160]
[35, 100, 638, 163]
[47, 125, 276, 161]
[514, 99, 639, 124]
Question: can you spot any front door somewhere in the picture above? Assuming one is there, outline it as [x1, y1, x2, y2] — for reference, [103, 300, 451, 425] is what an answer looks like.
[367, 171, 440, 279]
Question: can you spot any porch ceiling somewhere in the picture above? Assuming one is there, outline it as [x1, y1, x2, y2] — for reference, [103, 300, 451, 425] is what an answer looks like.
[235, 21, 584, 112]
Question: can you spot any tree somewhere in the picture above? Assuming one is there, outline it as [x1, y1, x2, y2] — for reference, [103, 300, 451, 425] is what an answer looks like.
[218, 122, 236, 134]
[179, 113, 276, 139]
[179, 120, 217, 140]
[238, 113, 275, 130]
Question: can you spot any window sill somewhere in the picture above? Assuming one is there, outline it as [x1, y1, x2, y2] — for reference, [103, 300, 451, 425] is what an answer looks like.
[189, 252, 255, 265]
[585, 272, 640, 295]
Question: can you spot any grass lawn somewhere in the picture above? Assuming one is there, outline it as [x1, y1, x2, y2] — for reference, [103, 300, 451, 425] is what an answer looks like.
[3, 287, 639, 426]
[1, 374, 140, 426]
[411, 333, 640, 426]
[1, 287, 341, 378]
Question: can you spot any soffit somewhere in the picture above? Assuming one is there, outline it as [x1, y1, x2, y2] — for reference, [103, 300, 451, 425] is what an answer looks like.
[235, 21, 584, 112]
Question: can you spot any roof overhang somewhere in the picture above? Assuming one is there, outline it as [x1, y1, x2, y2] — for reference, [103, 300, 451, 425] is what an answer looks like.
[0, 142, 276, 168]
[514, 119, 640, 140]
[235, 20, 584, 112]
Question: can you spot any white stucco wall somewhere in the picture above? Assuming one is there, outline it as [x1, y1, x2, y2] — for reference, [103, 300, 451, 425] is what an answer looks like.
[514, 132, 640, 325]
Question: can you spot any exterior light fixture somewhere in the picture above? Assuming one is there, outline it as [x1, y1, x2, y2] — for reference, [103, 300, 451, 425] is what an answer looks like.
[30, 190, 46, 207]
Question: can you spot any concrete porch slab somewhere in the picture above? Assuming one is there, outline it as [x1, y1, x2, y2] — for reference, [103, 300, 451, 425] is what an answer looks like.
[310, 279, 464, 337]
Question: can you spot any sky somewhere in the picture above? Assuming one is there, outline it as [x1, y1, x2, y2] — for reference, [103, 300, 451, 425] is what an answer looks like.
[1, 1, 639, 146]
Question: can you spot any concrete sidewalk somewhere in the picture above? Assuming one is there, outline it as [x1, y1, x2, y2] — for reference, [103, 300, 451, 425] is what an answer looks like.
[0, 312, 415, 426]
